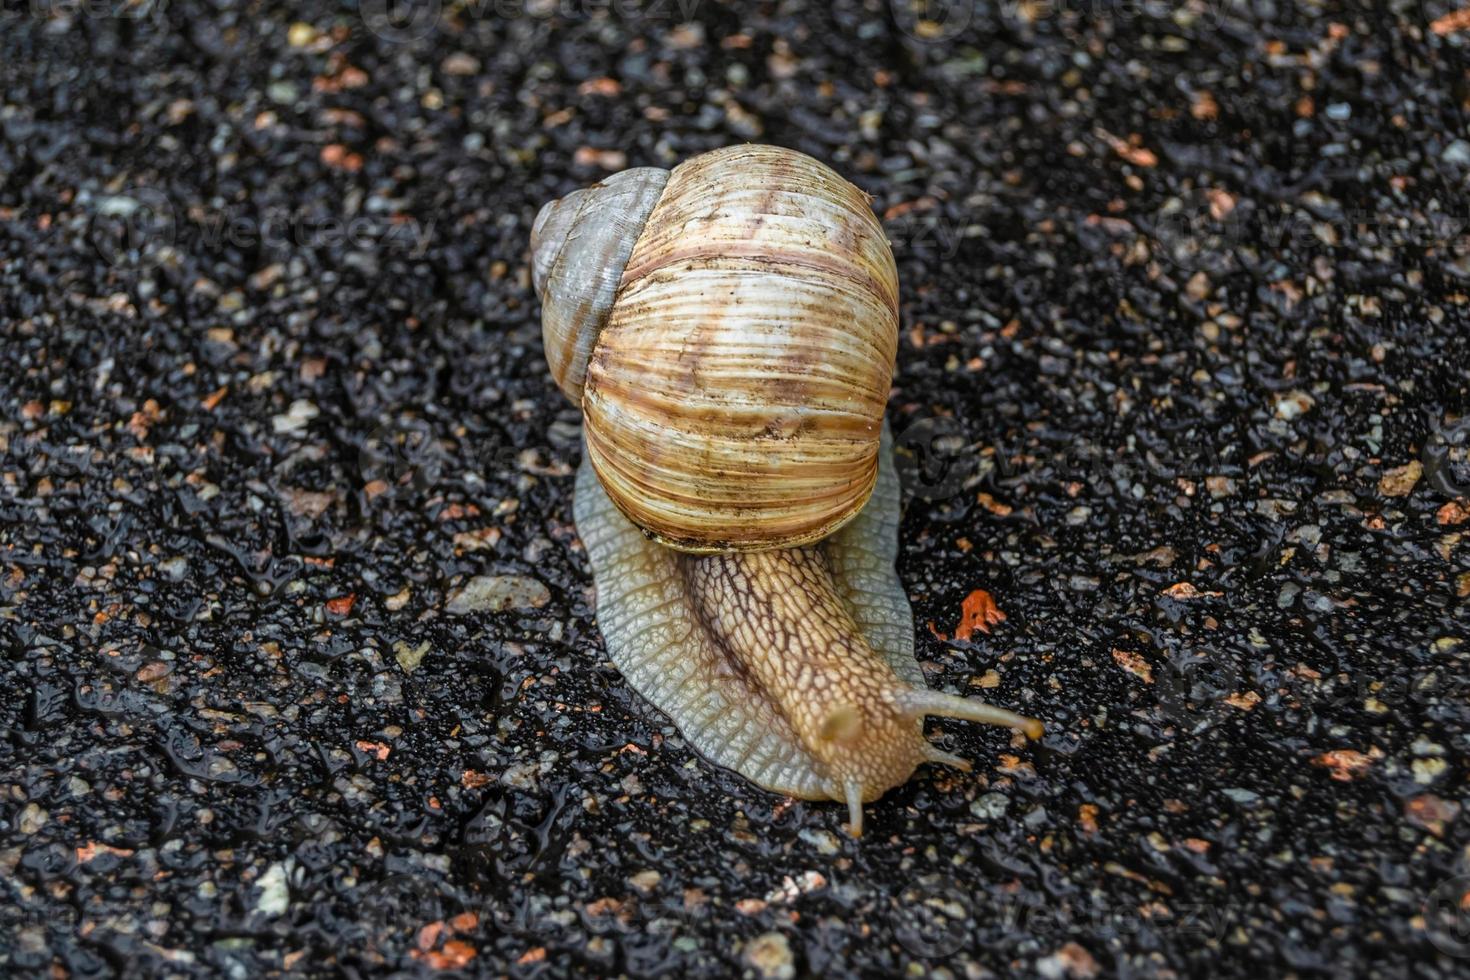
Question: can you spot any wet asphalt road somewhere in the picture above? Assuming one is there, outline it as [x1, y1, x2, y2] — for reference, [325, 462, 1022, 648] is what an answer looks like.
[3, 1, 1470, 976]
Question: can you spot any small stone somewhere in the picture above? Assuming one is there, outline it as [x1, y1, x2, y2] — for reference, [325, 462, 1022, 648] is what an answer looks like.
[282, 487, 335, 519]
[1438, 501, 1468, 525]
[445, 575, 550, 614]
[1185, 271, 1212, 301]
[743, 931, 795, 980]
[136, 661, 171, 683]
[1305, 590, 1335, 613]
[18, 803, 47, 834]
[1112, 648, 1154, 683]
[573, 147, 627, 170]
[287, 22, 316, 47]
[271, 399, 319, 434]
[1273, 390, 1315, 420]
[971, 792, 1009, 820]
[442, 52, 481, 75]
[1378, 461, 1422, 497]
[255, 861, 291, 916]
[628, 870, 661, 894]
[1412, 737, 1445, 757]
[158, 555, 189, 581]
[1314, 749, 1380, 782]
[1038, 941, 1100, 979]
[1405, 795, 1460, 836]
[798, 828, 841, 855]
[1443, 139, 1470, 165]
[394, 640, 431, 674]
[1412, 756, 1448, 784]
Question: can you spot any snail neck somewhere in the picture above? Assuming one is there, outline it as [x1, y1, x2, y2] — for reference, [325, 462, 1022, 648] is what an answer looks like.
[678, 546, 927, 807]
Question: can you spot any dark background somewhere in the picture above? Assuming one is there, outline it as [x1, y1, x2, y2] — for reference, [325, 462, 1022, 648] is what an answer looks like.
[3, 0, 1470, 976]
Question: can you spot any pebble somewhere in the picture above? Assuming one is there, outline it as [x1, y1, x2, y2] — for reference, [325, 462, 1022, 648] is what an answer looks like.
[629, 870, 661, 894]
[255, 861, 292, 916]
[271, 399, 319, 434]
[1443, 139, 1470, 165]
[742, 932, 795, 980]
[393, 640, 432, 673]
[971, 793, 1010, 821]
[18, 804, 47, 835]
[798, 828, 842, 855]
[445, 575, 550, 614]
[1273, 391, 1315, 420]
[1378, 461, 1422, 497]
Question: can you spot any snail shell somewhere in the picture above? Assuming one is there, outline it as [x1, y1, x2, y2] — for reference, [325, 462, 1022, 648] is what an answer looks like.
[531, 145, 899, 552]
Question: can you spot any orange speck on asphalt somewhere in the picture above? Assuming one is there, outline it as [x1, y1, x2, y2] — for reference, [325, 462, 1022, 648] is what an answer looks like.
[1431, 8, 1470, 35]
[76, 841, 134, 862]
[320, 144, 363, 171]
[416, 922, 445, 951]
[355, 739, 390, 760]
[955, 589, 1006, 640]
[325, 594, 356, 616]
[1312, 748, 1380, 781]
[416, 939, 477, 970]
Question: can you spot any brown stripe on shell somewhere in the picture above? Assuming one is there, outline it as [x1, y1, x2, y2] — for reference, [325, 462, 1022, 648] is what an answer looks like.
[580, 145, 898, 552]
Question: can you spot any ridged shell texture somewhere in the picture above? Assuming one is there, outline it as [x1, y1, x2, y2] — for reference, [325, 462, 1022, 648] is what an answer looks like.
[580, 144, 900, 552]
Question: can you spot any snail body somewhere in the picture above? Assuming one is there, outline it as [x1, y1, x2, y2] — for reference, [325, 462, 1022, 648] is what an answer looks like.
[533, 145, 1041, 834]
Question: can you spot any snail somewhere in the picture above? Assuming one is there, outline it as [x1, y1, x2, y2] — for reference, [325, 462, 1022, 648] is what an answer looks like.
[531, 145, 1043, 835]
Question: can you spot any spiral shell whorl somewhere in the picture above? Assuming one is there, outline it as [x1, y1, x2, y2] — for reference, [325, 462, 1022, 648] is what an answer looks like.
[582, 144, 900, 552]
[531, 167, 670, 403]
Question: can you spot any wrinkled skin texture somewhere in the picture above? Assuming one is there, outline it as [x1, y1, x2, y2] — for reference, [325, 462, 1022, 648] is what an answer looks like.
[574, 426, 1042, 834]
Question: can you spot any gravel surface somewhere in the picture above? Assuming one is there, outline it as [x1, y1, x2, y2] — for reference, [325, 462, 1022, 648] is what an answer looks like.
[3, 1, 1470, 976]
